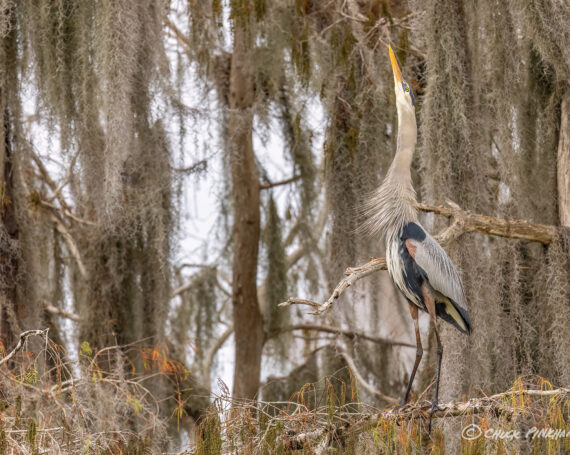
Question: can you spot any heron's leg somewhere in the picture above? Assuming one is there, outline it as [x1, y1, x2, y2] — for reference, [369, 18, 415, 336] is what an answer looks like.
[422, 284, 443, 432]
[400, 303, 423, 407]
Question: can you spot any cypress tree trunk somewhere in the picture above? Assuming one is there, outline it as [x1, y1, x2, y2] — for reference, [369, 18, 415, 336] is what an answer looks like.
[229, 16, 264, 399]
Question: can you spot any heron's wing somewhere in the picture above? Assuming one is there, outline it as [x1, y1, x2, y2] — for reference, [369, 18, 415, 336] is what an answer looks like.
[402, 222, 471, 333]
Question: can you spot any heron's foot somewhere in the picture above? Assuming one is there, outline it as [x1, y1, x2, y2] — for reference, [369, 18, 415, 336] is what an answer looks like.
[428, 401, 443, 433]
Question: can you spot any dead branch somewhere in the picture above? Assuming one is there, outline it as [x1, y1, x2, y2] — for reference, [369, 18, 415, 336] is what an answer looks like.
[279, 258, 386, 315]
[265, 323, 414, 348]
[170, 280, 195, 298]
[281, 201, 562, 314]
[0, 329, 49, 366]
[172, 159, 208, 175]
[40, 200, 96, 226]
[417, 201, 558, 244]
[43, 301, 82, 322]
[259, 175, 301, 190]
[282, 386, 570, 449]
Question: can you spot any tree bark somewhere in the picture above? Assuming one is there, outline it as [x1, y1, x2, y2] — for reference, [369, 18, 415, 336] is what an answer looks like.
[0, 103, 22, 349]
[558, 93, 570, 226]
[229, 15, 264, 400]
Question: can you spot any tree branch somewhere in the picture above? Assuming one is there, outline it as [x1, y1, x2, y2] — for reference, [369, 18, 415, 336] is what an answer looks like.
[282, 386, 570, 449]
[164, 17, 192, 49]
[265, 323, 414, 348]
[40, 200, 96, 226]
[0, 329, 49, 366]
[417, 200, 558, 244]
[51, 214, 88, 280]
[202, 325, 234, 386]
[259, 175, 301, 190]
[43, 301, 82, 322]
[281, 201, 562, 315]
[279, 257, 386, 315]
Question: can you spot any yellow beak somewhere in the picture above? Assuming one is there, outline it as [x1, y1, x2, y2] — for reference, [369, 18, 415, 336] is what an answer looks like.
[389, 44, 402, 83]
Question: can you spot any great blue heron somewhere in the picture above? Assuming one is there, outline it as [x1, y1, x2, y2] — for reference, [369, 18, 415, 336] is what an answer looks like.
[362, 45, 472, 430]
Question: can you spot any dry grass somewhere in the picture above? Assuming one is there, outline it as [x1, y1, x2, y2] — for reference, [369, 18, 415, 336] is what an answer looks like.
[0, 330, 194, 454]
[190, 375, 570, 455]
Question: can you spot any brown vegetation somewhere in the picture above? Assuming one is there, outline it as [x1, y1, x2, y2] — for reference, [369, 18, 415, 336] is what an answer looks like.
[0, 0, 568, 452]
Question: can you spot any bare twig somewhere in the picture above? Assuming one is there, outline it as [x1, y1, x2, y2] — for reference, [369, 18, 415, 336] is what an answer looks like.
[285, 202, 328, 270]
[259, 175, 301, 190]
[279, 258, 386, 315]
[172, 159, 208, 175]
[171, 266, 218, 298]
[0, 329, 49, 366]
[170, 280, 195, 299]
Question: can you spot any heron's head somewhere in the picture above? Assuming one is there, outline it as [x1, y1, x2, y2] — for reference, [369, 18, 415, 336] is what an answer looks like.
[389, 44, 415, 115]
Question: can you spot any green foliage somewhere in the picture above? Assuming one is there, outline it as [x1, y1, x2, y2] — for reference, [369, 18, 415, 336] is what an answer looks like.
[80, 341, 93, 357]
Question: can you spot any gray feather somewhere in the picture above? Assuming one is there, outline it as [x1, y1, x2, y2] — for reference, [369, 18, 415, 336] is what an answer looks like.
[408, 231, 468, 310]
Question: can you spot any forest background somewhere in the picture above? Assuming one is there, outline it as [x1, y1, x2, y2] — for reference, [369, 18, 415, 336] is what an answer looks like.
[0, 0, 569, 453]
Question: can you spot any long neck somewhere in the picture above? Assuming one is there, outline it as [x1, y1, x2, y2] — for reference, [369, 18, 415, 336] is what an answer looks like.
[390, 106, 417, 179]
[385, 105, 417, 196]
[360, 106, 418, 240]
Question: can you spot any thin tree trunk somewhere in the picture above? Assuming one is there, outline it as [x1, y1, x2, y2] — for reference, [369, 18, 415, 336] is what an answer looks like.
[0, 103, 22, 348]
[229, 18, 264, 399]
[558, 93, 570, 226]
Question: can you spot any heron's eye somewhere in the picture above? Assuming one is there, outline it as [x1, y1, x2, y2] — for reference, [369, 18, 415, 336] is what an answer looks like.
[404, 86, 409, 92]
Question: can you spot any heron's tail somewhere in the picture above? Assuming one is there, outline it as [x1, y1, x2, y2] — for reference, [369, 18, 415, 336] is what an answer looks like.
[436, 298, 472, 335]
